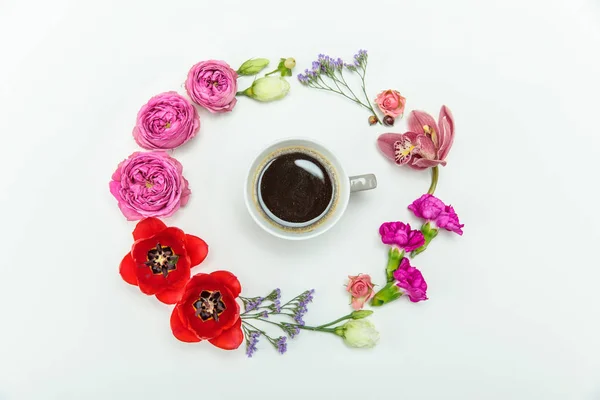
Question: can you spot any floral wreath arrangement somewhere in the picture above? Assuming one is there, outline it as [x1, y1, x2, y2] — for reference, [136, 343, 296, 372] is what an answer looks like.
[110, 51, 464, 357]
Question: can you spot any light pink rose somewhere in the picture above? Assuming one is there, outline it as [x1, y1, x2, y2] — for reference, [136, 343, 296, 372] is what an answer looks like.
[346, 274, 376, 310]
[133, 92, 200, 150]
[109, 152, 191, 221]
[375, 90, 406, 118]
[185, 60, 238, 113]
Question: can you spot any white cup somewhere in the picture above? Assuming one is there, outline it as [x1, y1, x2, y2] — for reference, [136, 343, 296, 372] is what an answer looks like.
[244, 137, 377, 240]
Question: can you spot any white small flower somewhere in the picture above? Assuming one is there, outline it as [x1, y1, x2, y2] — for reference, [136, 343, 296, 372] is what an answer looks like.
[341, 319, 380, 348]
[284, 57, 296, 69]
[245, 76, 290, 102]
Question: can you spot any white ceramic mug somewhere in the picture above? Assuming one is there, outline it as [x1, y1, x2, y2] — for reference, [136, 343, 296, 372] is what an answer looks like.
[244, 137, 377, 240]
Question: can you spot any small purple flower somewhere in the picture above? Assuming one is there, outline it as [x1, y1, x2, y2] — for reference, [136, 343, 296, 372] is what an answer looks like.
[260, 311, 269, 318]
[273, 298, 281, 313]
[245, 297, 263, 312]
[286, 323, 300, 338]
[297, 74, 308, 84]
[276, 336, 287, 354]
[305, 289, 315, 303]
[379, 221, 425, 251]
[408, 194, 464, 235]
[312, 61, 321, 71]
[393, 258, 428, 302]
[294, 313, 305, 326]
[246, 331, 260, 358]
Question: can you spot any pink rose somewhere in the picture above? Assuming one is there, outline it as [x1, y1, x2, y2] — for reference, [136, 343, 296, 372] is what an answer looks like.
[109, 152, 191, 221]
[375, 90, 406, 118]
[346, 274, 375, 310]
[185, 60, 238, 113]
[132, 92, 200, 150]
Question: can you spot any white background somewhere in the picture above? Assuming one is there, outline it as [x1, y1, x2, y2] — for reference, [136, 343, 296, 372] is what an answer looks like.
[1, 0, 599, 399]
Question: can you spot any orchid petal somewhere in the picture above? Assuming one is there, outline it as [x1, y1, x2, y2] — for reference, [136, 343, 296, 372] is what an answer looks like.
[438, 105, 455, 160]
[408, 110, 439, 145]
[377, 133, 405, 162]
[410, 158, 446, 169]
[415, 135, 436, 159]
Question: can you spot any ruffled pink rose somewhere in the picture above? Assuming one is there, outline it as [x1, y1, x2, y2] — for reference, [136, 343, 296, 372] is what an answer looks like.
[393, 258, 428, 303]
[346, 274, 375, 310]
[408, 194, 464, 235]
[375, 90, 406, 118]
[109, 152, 191, 221]
[133, 92, 200, 150]
[379, 221, 425, 251]
[185, 60, 238, 113]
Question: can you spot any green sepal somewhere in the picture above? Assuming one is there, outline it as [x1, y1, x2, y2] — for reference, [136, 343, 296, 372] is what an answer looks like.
[385, 248, 404, 282]
[410, 222, 439, 257]
[237, 58, 270, 76]
[265, 58, 293, 77]
[370, 282, 402, 307]
[350, 310, 374, 320]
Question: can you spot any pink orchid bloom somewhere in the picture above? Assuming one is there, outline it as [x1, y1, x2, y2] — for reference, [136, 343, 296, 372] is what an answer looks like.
[377, 105, 454, 170]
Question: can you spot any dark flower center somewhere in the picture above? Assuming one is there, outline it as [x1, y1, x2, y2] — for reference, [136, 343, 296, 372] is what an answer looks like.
[193, 290, 226, 322]
[145, 243, 178, 278]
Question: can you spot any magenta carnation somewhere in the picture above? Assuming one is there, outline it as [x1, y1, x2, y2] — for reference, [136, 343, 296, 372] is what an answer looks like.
[379, 221, 425, 251]
[408, 194, 464, 235]
[109, 152, 191, 220]
[133, 92, 200, 150]
[185, 60, 238, 113]
[393, 258, 428, 302]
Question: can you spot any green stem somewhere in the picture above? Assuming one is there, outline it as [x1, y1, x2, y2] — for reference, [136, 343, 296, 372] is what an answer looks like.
[297, 325, 337, 333]
[243, 317, 336, 334]
[358, 65, 381, 124]
[427, 166, 439, 195]
[315, 314, 353, 329]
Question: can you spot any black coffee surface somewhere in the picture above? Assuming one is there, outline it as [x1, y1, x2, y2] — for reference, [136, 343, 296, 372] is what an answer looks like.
[259, 152, 333, 223]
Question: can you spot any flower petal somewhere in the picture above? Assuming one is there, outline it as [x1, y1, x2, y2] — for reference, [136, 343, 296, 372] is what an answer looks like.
[437, 105, 455, 160]
[186, 234, 209, 267]
[179, 274, 240, 339]
[407, 110, 438, 141]
[208, 317, 243, 350]
[170, 306, 201, 343]
[119, 253, 138, 286]
[132, 218, 167, 241]
[376, 133, 405, 162]
[155, 279, 188, 304]
[415, 135, 436, 160]
[210, 270, 241, 298]
[410, 158, 446, 169]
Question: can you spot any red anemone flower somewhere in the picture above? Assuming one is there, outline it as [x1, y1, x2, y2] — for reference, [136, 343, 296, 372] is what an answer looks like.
[170, 271, 243, 350]
[120, 217, 208, 304]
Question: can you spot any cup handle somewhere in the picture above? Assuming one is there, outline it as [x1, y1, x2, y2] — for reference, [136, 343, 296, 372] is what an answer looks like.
[349, 174, 377, 193]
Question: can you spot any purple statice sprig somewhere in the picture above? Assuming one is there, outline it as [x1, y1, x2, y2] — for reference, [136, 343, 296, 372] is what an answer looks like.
[297, 50, 380, 125]
[239, 295, 264, 312]
[240, 288, 376, 358]
[239, 288, 314, 357]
